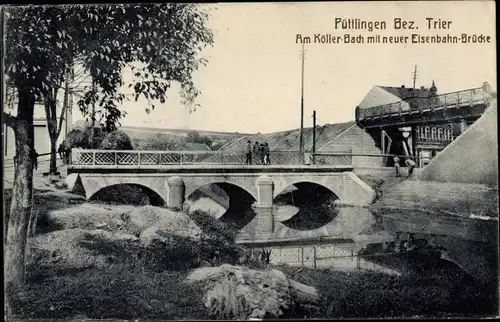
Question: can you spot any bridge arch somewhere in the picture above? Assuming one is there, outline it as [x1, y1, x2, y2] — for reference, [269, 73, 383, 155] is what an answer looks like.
[183, 178, 257, 202]
[186, 181, 258, 230]
[274, 181, 341, 231]
[89, 183, 166, 206]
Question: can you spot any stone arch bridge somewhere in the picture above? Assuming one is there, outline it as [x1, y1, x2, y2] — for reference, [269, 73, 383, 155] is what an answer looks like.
[68, 149, 376, 241]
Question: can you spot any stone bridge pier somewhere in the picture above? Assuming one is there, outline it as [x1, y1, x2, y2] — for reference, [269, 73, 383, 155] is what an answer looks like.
[167, 175, 276, 240]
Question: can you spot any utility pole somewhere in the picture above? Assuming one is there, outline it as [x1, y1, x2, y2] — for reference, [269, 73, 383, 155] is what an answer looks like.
[411, 65, 418, 93]
[299, 42, 305, 158]
[312, 110, 316, 165]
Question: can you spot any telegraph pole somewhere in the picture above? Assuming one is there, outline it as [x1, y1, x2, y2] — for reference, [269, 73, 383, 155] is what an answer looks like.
[312, 110, 316, 164]
[299, 42, 305, 157]
[411, 65, 418, 92]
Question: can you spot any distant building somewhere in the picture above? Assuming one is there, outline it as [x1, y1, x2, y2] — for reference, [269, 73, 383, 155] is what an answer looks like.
[4, 100, 72, 162]
[356, 81, 481, 167]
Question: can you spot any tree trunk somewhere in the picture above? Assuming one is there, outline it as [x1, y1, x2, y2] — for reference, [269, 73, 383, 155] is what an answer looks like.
[5, 89, 35, 290]
[49, 137, 57, 173]
[45, 87, 62, 174]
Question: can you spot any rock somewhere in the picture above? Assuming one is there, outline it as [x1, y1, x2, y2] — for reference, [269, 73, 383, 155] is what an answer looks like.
[185, 264, 319, 320]
[46, 203, 138, 232]
[139, 219, 202, 247]
[133, 207, 203, 245]
[27, 228, 140, 270]
[86, 229, 139, 243]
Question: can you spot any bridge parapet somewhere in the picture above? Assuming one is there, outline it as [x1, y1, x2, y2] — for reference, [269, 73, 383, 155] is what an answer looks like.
[70, 149, 353, 167]
[356, 85, 492, 126]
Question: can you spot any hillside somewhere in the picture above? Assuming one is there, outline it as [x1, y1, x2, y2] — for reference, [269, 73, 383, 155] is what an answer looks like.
[71, 120, 382, 164]
[71, 120, 249, 150]
[220, 121, 356, 152]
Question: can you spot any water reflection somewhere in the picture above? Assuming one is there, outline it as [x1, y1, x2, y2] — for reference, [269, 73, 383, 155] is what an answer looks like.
[274, 182, 341, 231]
[186, 183, 257, 229]
[246, 242, 402, 276]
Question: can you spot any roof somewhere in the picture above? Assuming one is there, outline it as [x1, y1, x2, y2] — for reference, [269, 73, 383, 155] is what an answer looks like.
[379, 86, 434, 100]
[357, 83, 439, 110]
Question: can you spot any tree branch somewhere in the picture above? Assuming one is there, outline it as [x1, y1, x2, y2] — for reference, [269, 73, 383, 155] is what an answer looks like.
[3, 111, 17, 129]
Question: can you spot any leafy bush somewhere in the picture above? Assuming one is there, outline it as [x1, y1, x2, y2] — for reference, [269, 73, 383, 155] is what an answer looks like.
[133, 133, 184, 151]
[67, 127, 134, 150]
[67, 126, 106, 149]
[100, 130, 134, 150]
[187, 210, 245, 265]
[186, 130, 212, 147]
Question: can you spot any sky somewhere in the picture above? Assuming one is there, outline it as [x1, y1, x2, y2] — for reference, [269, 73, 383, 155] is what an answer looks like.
[73, 1, 496, 134]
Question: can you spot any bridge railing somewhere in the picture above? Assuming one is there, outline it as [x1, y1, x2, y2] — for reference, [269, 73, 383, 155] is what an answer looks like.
[356, 86, 491, 122]
[70, 149, 353, 166]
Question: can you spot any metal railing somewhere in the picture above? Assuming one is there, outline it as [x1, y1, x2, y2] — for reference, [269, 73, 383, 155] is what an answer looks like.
[70, 148, 354, 166]
[356, 86, 491, 122]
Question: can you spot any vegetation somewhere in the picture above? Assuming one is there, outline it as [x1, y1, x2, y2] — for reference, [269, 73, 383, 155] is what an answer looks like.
[4, 4, 213, 297]
[278, 255, 497, 319]
[66, 126, 134, 150]
[132, 133, 187, 151]
[130, 131, 218, 151]
[4, 187, 498, 319]
[186, 130, 213, 148]
[99, 130, 134, 150]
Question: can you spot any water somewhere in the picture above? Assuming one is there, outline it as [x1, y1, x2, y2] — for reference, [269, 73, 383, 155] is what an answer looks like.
[184, 183, 401, 274]
[243, 242, 401, 275]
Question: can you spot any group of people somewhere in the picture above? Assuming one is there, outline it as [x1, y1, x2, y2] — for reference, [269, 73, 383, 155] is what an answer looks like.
[393, 155, 416, 177]
[245, 140, 271, 165]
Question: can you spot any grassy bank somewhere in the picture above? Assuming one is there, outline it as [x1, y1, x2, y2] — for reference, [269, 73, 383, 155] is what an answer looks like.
[5, 189, 498, 319]
[8, 252, 497, 319]
[278, 252, 497, 318]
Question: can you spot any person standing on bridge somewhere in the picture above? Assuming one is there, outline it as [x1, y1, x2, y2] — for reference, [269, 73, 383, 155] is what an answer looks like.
[259, 143, 265, 165]
[264, 142, 271, 165]
[393, 155, 401, 177]
[253, 141, 261, 165]
[245, 140, 252, 165]
[304, 149, 312, 165]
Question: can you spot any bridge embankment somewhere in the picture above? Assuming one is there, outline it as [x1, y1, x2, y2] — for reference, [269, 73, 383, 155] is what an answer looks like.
[417, 99, 497, 185]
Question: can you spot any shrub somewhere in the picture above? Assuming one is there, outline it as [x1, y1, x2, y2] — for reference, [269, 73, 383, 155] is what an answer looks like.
[134, 133, 184, 151]
[100, 130, 134, 150]
[186, 130, 213, 147]
[67, 126, 106, 149]
[187, 210, 245, 266]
